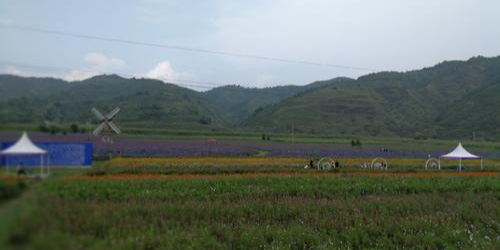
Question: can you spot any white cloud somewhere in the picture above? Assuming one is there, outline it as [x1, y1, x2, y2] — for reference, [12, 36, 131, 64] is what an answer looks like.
[3, 66, 24, 76]
[0, 53, 127, 82]
[84, 52, 126, 70]
[62, 52, 127, 81]
[145, 60, 191, 83]
[1, 65, 99, 82]
[0, 55, 200, 88]
[2, 65, 63, 79]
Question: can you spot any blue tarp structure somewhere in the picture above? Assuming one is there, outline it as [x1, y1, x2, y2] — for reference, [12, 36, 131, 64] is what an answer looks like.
[1, 142, 92, 167]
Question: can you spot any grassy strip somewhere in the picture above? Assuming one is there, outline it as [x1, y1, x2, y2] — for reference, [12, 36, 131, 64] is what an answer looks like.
[1, 176, 498, 249]
[0, 187, 39, 248]
[3, 123, 497, 151]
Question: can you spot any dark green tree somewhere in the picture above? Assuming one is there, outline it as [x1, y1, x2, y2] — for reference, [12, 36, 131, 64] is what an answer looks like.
[70, 124, 79, 133]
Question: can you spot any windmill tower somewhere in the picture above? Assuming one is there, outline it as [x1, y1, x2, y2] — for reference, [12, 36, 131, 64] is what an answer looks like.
[91, 107, 121, 144]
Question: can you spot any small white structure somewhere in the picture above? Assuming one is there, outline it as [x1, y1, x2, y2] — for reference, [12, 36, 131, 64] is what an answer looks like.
[371, 157, 388, 170]
[0, 132, 48, 177]
[317, 157, 336, 170]
[425, 158, 440, 170]
[439, 142, 482, 172]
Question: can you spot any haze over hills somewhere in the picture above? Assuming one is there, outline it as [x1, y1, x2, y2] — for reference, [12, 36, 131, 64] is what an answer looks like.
[1, 55, 500, 139]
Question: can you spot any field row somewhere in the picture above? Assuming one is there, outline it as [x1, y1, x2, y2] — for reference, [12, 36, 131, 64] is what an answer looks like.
[112, 156, 499, 167]
[88, 158, 500, 177]
[1, 175, 498, 249]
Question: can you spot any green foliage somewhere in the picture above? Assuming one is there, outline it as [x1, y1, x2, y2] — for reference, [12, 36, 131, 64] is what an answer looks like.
[2, 56, 500, 138]
[69, 124, 79, 134]
[0, 75, 69, 100]
[203, 78, 351, 122]
[38, 123, 65, 135]
[2, 175, 500, 249]
[89, 162, 310, 176]
[351, 139, 362, 147]
[0, 75, 231, 131]
[0, 178, 27, 203]
[243, 56, 500, 139]
[198, 116, 212, 125]
[203, 85, 302, 121]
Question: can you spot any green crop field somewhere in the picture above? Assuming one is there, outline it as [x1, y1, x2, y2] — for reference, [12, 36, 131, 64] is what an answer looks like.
[1, 161, 500, 250]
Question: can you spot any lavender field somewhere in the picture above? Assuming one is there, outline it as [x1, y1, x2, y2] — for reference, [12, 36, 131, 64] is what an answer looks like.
[1, 132, 499, 159]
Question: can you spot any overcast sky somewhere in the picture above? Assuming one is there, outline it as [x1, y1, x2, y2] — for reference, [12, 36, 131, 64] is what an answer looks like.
[1, 0, 499, 90]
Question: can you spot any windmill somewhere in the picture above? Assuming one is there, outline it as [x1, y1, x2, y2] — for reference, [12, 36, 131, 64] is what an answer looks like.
[92, 107, 121, 144]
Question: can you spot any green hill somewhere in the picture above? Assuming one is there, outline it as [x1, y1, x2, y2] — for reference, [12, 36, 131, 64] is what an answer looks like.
[436, 82, 500, 138]
[0, 75, 70, 99]
[0, 75, 231, 130]
[203, 77, 353, 121]
[1, 56, 500, 139]
[242, 56, 500, 139]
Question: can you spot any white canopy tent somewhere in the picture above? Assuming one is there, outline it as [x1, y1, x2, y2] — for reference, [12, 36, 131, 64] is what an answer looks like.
[439, 142, 482, 172]
[0, 132, 49, 176]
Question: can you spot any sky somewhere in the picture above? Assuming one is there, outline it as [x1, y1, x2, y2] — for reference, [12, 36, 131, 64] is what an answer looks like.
[1, 0, 500, 90]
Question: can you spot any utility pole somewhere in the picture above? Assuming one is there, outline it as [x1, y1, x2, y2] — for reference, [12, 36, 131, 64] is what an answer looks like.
[472, 131, 476, 143]
[292, 123, 295, 144]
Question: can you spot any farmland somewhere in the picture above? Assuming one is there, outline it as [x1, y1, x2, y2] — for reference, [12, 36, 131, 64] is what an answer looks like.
[1, 157, 500, 249]
[2, 1, 500, 249]
[1, 126, 500, 249]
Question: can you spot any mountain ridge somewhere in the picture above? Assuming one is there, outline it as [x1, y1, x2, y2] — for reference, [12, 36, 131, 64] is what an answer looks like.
[242, 55, 500, 139]
[1, 55, 500, 139]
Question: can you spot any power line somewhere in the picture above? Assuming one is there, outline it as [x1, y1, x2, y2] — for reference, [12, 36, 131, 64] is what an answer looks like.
[1, 23, 377, 72]
[0, 60, 311, 94]
[0, 60, 217, 90]
[0, 60, 329, 97]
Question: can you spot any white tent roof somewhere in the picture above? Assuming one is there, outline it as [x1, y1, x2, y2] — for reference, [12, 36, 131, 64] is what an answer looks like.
[0, 132, 47, 155]
[441, 142, 479, 159]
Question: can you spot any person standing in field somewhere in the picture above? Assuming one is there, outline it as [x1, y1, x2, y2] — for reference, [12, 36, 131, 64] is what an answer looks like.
[17, 162, 26, 175]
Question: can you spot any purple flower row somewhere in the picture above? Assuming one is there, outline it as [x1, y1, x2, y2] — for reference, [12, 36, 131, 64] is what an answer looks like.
[2, 133, 498, 158]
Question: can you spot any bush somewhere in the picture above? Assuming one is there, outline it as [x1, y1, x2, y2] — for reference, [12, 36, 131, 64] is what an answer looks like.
[70, 124, 79, 134]
[0, 178, 27, 202]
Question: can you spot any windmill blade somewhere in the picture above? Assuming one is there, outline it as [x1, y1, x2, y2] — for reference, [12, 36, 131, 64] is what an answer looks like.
[106, 107, 121, 119]
[107, 121, 122, 134]
[93, 122, 106, 135]
[91, 108, 105, 121]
